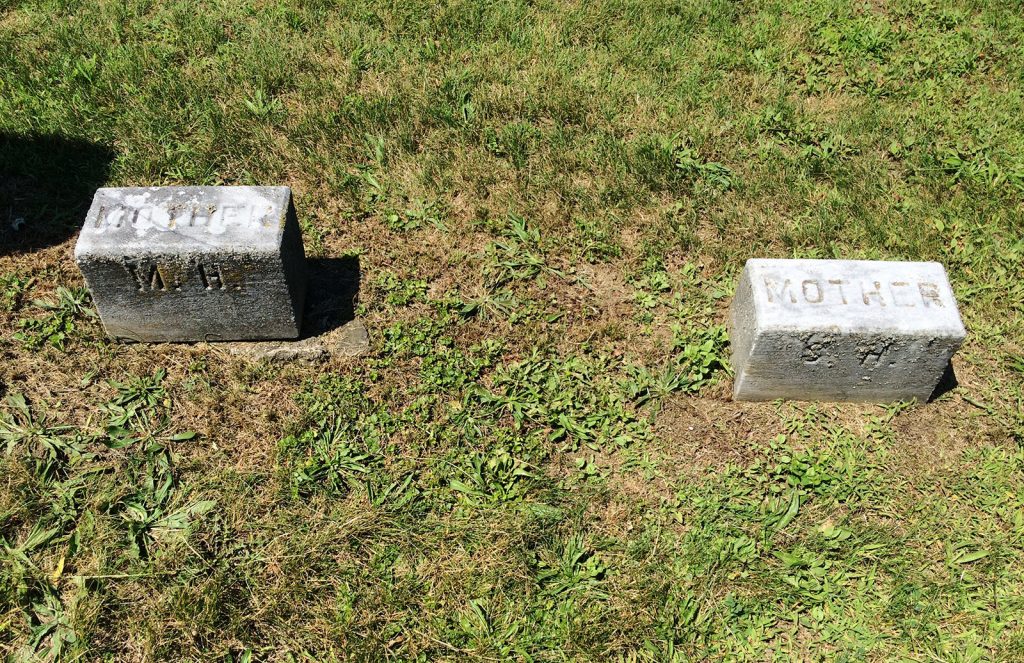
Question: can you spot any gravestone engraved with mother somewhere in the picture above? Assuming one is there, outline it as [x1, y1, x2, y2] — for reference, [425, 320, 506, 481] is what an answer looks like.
[75, 186, 307, 342]
[729, 259, 966, 402]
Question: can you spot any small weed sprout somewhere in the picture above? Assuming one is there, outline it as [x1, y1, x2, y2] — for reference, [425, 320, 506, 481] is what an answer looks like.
[14, 287, 95, 350]
[1, 273, 34, 311]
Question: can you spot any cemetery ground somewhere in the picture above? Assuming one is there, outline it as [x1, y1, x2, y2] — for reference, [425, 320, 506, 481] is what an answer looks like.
[1, 0, 1023, 660]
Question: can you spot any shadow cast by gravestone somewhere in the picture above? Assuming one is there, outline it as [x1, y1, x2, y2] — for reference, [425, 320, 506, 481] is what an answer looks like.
[302, 255, 360, 338]
[1, 133, 115, 257]
[927, 361, 959, 402]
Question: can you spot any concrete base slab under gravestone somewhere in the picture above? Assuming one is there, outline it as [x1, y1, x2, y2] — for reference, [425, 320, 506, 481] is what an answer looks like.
[227, 255, 367, 362]
[729, 259, 966, 403]
[75, 186, 307, 342]
[227, 319, 368, 362]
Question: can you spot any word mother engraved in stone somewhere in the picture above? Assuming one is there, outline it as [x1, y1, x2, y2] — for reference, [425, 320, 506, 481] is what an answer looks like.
[75, 186, 307, 342]
[91, 199, 282, 232]
[761, 276, 946, 308]
[729, 259, 966, 403]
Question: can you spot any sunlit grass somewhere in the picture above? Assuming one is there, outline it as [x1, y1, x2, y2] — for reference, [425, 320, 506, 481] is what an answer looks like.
[1, 0, 1023, 659]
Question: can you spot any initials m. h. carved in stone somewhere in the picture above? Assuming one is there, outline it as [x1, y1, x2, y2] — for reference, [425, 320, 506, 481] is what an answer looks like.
[124, 260, 236, 293]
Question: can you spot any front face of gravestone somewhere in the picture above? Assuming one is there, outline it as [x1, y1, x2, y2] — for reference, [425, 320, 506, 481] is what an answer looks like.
[75, 187, 307, 342]
[729, 259, 966, 402]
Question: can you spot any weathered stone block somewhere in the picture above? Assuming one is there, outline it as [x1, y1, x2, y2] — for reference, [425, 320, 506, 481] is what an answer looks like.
[75, 186, 307, 342]
[729, 259, 966, 402]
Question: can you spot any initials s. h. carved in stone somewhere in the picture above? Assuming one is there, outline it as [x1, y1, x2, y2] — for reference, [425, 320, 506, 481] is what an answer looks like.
[730, 259, 966, 402]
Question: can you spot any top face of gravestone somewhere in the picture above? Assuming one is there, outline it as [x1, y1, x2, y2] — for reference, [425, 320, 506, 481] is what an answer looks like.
[744, 258, 966, 337]
[75, 186, 292, 258]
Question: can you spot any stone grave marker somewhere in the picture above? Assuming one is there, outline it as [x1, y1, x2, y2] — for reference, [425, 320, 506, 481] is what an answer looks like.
[729, 259, 966, 402]
[75, 186, 307, 342]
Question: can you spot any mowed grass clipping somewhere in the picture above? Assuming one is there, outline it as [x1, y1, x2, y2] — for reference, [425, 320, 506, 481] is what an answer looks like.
[2, 0, 1024, 660]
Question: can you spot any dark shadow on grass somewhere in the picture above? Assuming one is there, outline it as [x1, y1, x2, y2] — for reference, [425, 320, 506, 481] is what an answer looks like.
[302, 255, 360, 338]
[928, 361, 959, 402]
[1, 133, 115, 257]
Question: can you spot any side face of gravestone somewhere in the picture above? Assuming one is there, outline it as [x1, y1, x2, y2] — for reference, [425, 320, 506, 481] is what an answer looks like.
[75, 186, 307, 342]
[729, 259, 966, 402]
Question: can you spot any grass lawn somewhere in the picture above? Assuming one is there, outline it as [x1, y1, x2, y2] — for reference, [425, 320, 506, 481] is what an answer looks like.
[2, 0, 1024, 659]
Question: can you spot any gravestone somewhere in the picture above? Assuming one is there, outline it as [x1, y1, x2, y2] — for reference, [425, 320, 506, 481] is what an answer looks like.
[729, 259, 966, 402]
[75, 186, 307, 342]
